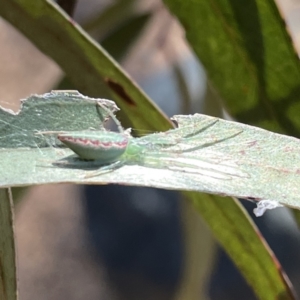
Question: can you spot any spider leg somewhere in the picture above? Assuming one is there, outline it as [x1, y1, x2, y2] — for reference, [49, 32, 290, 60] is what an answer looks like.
[171, 130, 243, 154]
[167, 119, 219, 141]
[83, 160, 125, 178]
[159, 119, 220, 149]
[138, 119, 219, 151]
[180, 119, 219, 139]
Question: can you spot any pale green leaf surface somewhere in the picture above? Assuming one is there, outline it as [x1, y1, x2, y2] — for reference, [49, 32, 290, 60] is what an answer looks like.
[1, 92, 300, 211]
[0, 188, 17, 300]
[0, 91, 117, 148]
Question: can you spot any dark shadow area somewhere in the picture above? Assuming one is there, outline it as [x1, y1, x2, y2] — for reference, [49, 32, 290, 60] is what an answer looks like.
[84, 184, 300, 300]
[83, 185, 184, 300]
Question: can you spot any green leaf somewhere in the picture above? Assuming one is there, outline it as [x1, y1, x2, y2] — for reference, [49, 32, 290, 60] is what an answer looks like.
[78, 0, 146, 92]
[1, 92, 299, 212]
[188, 192, 295, 300]
[57, 13, 151, 90]
[1, 91, 297, 299]
[0, 188, 17, 300]
[0, 0, 171, 132]
[163, 0, 300, 133]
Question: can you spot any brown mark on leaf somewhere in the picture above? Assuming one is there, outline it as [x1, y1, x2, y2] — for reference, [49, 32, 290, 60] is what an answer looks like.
[105, 78, 136, 106]
[247, 140, 257, 147]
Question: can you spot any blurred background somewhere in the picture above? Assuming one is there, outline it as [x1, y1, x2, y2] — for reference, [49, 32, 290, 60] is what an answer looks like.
[1, 0, 300, 299]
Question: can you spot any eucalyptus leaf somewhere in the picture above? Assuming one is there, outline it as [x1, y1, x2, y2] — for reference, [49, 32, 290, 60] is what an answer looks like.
[1, 92, 299, 211]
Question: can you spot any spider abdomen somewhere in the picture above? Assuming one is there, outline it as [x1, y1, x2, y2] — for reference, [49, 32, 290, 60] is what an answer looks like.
[58, 131, 128, 163]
